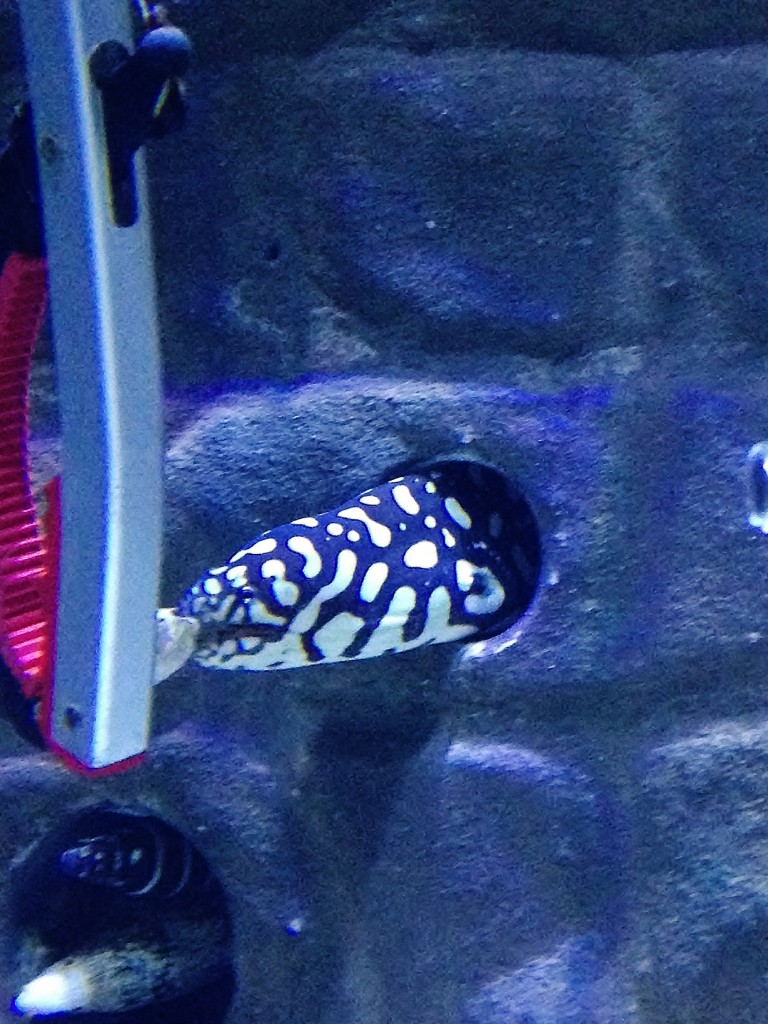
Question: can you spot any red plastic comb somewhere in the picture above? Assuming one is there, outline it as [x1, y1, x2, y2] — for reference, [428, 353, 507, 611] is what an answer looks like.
[0, 251, 59, 708]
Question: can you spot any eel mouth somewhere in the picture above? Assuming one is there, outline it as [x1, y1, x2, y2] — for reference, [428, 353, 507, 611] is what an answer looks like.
[197, 616, 290, 646]
[194, 622, 284, 661]
[155, 608, 292, 679]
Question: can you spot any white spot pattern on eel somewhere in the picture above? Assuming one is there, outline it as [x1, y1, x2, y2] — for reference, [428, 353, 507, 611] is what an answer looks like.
[444, 496, 472, 530]
[337, 506, 392, 548]
[392, 484, 420, 516]
[261, 559, 300, 607]
[403, 539, 439, 569]
[287, 535, 323, 578]
[173, 462, 539, 673]
[359, 561, 389, 602]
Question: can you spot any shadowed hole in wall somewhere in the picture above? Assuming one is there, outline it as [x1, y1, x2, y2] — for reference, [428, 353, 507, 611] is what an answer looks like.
[8, 804, 235, 1024]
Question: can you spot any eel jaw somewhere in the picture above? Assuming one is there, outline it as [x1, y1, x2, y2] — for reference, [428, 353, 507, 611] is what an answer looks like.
[154, 608, 201, 683]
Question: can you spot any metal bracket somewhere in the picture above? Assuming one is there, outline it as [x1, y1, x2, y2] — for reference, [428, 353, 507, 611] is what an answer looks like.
[17, 0, 165, 770]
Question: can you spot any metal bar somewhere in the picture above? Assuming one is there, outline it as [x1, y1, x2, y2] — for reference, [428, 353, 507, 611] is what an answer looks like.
[18, 0, 162, 769]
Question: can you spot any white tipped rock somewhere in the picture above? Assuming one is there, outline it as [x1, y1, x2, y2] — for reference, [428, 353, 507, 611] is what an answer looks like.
[13, 965, 89, 1016]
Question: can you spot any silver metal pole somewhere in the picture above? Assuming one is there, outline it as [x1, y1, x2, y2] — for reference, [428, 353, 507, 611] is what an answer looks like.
[18, 0, 162, 769]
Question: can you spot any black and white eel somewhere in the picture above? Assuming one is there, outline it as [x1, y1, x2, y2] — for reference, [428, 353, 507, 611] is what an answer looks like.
[154, 461, 538, 681]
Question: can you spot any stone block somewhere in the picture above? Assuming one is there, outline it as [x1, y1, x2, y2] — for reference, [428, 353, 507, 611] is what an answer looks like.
[638, 720, 768, 1023]
[301, 49, 630, 360]
[646, 47, 768, 331]
[321, 733, 624, 1024]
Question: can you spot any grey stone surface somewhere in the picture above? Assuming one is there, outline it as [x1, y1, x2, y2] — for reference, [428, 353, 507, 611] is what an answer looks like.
[337, 735, 623, 1024]
[464, 934, 630, 1024]
[341, 0, 768, 56]
[298, 49, 628, 362]
[644, 48, 768, 334]
[638, 721, 768, 1024]
[150, 0, 768, 60]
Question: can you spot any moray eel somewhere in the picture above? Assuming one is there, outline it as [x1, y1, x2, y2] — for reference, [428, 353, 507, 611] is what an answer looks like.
[163, 461, 539, 675]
